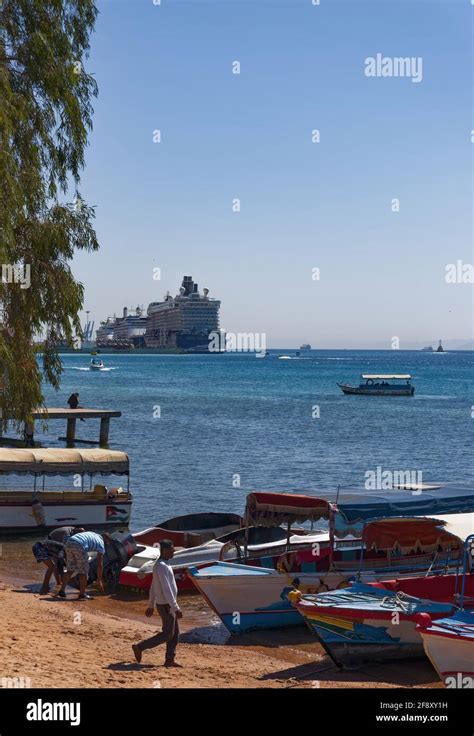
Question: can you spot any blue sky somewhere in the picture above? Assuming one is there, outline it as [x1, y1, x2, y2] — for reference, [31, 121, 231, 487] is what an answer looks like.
[73, 0, 472, 348]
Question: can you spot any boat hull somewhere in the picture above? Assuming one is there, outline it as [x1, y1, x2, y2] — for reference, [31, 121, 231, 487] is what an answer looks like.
[296, 575, 474, 667]
[301, 613, 430, 666]
[187, 561, 466, 635]
[417, 612, 474, 684]
[188, 564, 345, 633]
[0, 497, 132, 533]
[421, 633, 474, 682]
[337, 384, 414, 396]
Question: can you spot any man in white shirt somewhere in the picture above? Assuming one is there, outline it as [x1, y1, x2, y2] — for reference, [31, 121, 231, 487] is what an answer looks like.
[132, 539, 182, 667]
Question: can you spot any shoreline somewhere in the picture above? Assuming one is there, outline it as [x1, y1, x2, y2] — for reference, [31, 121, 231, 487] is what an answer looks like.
[0, 561, 443, 689]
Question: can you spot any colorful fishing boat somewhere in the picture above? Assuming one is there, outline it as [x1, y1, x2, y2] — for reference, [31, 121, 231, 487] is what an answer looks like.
[186, 498, 464, 634]
[337, 374, 415, 396]
[0, 448, 133, 533]
[293, 515, 473, 667]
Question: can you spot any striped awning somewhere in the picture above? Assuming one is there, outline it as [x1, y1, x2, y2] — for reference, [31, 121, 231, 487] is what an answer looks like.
[245, 492, 333, 527]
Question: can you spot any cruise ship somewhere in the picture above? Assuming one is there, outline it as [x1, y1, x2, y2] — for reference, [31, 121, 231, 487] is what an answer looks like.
[145, 276, 220, 351]
[96, 307, 148, 348]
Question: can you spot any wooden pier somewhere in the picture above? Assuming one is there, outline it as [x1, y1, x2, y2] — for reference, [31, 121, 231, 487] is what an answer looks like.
[22, 408, 122, 447]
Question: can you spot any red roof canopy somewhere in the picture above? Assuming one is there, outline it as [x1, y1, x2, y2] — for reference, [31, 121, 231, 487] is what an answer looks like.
[245, 492, 333, 527]
[362, 517, 462, 554]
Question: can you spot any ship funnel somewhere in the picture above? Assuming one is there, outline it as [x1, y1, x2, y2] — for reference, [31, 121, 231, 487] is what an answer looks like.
[203, 288, 209, 297]
[123, 307, 128, 319]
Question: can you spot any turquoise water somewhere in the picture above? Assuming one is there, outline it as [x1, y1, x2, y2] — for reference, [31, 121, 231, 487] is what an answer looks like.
[30, 350, 474, 531]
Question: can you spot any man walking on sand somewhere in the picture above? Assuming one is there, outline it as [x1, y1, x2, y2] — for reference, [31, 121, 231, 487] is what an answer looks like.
[132, 539, 182, 667]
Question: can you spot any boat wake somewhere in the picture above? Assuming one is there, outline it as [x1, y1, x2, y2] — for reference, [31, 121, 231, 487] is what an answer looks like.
[70, 367, 118, 372]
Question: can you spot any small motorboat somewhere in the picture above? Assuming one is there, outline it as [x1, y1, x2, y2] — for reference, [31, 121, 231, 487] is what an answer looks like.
[337, 374, 415, 396]
[89, 358, 105, 371]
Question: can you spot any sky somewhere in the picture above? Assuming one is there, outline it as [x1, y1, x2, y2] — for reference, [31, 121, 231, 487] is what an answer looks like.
[72, 0, 473, 348]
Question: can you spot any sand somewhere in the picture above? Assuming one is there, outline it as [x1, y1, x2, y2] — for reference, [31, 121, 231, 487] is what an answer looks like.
[0, 576, 442, 689]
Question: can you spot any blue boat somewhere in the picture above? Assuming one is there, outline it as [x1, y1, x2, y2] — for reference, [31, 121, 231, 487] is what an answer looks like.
[338, 374, 415, 396]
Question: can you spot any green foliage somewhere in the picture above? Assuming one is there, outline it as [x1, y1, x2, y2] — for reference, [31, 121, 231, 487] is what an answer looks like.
[0, 0, 99, 430]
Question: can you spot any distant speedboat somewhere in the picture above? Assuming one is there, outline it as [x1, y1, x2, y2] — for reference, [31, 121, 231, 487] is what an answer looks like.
[300, 344, 311, 350]
[89, 358, 105, 371]
[421, 345, 434, 352]
[337, 374, 415, 396]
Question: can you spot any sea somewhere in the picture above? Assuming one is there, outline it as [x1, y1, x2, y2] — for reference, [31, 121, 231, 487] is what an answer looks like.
[20, 349, 473, 532]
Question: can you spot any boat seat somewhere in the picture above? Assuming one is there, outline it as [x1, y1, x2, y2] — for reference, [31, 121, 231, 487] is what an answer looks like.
[93, 484, 107, 499]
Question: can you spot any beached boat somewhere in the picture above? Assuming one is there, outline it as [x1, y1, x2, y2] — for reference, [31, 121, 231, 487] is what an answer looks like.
[0, 448, 133, 533]
[132, 512, 242, 548]
[186, 498, 464, 633]
[293, 515, 473, 667]
[416, 611, 474, 685]
[337, 374, 415, 396]
[416, 528, 474, 685]
[89, 358, 105, 370]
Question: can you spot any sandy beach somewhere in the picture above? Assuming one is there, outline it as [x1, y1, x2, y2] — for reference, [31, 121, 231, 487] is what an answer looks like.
[0, 558, 443, 689]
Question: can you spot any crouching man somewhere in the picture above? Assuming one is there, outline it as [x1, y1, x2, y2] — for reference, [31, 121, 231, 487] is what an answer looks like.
[57, 530, 106, 600]
[132, 539, 182, 667]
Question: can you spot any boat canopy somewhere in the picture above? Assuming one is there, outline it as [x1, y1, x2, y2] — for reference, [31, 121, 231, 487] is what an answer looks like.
[362, 516, 462, 554]
[332, 484, 474, 537]
[361, 374, 411, 380]
[244, 492, 333, 527]
[0, 448, 129, 475]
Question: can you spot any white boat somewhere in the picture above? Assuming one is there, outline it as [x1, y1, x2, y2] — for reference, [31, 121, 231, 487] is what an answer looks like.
[416, 528, 474, 685]
[0, 448, 133, 533]
[417, 611, 474, 685]
[90, 358, 105, 371]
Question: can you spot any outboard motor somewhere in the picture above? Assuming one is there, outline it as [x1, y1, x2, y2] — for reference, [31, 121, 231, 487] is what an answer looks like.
[71, 530, 139, 592]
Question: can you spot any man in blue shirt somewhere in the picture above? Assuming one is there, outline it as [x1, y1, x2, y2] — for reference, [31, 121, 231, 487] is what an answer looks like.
[56, 531, 106, 600]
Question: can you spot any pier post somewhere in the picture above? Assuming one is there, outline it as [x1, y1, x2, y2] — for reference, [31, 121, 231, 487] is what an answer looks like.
[24, 419, 35, 447]
[66, 418, 76, 444]
[99, 417, 110, 446]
